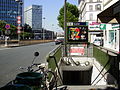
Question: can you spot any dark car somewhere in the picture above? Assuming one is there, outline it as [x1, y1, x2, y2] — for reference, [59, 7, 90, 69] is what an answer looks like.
[55, 38, 64, 45]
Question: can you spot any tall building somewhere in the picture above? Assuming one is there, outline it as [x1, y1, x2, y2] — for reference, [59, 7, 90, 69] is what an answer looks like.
[0, 0, 24, 26]
[24, 5, 42, 31]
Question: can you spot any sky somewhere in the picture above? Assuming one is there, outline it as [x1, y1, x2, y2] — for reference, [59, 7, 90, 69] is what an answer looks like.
[24, 0, 78, 33]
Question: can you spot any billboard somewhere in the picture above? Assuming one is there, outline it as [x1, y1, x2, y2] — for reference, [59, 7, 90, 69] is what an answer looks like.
[67, 22, 88, 43]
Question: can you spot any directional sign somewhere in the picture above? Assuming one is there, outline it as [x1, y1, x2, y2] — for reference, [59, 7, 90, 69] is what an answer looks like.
[5, 24, 10, 29]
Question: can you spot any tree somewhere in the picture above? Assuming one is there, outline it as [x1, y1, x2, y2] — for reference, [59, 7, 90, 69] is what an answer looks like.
[20, 23, 33, 39]
[57, 2, 79, 30]
[0, 20, 17, 36]
[0, 20, 7, 35]
[23, 23, 32, 33]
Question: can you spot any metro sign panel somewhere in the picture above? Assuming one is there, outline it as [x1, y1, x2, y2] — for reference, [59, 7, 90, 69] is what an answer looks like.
[70, 47, 85, 55]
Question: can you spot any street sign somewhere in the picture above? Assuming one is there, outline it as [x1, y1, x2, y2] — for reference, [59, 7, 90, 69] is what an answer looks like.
[5, 29, 11, 35]
[17, 20, 21, 24]
[17, 16, 21, 20]
[17, 26, 21, 30]
[17, 30, 21, 34]
[5, 24, 10, 29]
[100, 24, 106, 30]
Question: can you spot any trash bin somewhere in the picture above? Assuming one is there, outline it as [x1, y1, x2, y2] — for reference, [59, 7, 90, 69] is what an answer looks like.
[0, 84, 32, 90]
[15, 72, 44, 88]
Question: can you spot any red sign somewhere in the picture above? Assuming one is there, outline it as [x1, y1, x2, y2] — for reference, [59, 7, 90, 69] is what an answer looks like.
[70, 47, 85, 55]
[17, 30, 21, 34]
[17, 20, 21, 24]
[17, 16, 21, 20]
[17, 26, 21, 30]
[5, 24, 10, 29]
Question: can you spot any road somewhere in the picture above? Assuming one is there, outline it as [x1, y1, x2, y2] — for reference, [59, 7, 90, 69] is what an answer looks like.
[0, 42, 56, 87]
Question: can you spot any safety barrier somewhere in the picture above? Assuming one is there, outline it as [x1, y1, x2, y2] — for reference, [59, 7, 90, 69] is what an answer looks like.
[46, 45, 62, 81]
[93, 45, 119, 86]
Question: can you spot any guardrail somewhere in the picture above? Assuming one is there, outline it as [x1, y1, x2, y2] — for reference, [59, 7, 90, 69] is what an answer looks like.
[46, 45, 62, 82]
[93, 45, 119, 86]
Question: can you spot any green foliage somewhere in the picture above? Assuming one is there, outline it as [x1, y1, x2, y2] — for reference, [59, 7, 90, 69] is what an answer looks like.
[57, 2, 79, 30]
[0, 20, 17, 36]
[0, 20, 7, 33]
[20, 32, 33, 39]
[23, 23, 32, 33]
[0, 21, 33, 39]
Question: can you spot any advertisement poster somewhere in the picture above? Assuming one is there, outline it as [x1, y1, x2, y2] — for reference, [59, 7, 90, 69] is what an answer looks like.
[67, 26, 88, 42]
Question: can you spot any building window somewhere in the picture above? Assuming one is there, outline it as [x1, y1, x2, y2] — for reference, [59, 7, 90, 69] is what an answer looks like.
[89, 5, 93, 11]
[89, 0, 93, 2]
[95, 4, 101, 10]
[97, 0, 100, 2]
[89, 13, 93, 20]
[109, 30, 114, 44]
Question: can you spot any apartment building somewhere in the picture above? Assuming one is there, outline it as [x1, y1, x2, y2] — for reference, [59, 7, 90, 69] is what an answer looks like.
[78, 0, 103, 22]
[78, 0, 103, 43]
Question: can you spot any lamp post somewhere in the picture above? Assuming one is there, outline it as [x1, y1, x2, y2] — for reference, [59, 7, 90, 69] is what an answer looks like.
[52, 24, 54, 40]
[64, 0, 67, 56]
[43, 17, 45, 41]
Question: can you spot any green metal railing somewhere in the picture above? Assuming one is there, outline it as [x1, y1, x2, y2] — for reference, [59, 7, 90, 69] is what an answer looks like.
[46, 45, 62, 82]
[93, 45, 119, 83]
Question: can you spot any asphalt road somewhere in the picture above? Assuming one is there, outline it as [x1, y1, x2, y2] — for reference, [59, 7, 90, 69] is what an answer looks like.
[0, 42, 56, 87]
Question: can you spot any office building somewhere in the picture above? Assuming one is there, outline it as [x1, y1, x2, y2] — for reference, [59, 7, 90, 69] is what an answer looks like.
[0, 0, 24, 26]
[24, 5, 42, 31]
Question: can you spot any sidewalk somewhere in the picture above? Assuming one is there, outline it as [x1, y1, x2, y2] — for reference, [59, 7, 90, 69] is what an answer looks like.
[0, 40, 54, 48]
[0, 44, 19, 48]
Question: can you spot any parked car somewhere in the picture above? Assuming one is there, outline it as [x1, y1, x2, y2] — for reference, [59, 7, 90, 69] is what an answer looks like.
[55, 37, 64, 45]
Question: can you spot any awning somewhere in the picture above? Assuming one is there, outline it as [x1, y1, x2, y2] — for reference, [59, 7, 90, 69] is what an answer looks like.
[97, 1, 120, 23]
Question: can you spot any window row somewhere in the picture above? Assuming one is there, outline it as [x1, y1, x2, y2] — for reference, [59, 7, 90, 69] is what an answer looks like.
[89, 4, 101, 11]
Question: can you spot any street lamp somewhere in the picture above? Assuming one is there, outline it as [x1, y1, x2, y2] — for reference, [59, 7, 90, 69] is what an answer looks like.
[43, 17, 46, 40]
[52, 24, 54, 40]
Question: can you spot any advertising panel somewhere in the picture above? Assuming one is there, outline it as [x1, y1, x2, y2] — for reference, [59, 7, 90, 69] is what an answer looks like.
[67, 22, 88, 43]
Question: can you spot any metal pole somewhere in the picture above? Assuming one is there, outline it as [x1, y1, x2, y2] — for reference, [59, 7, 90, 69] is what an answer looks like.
[18, 2, 20, 45]
[43, 17, 45, 41]
[52, 24, 54, 40]
[64, 0, 67, 57]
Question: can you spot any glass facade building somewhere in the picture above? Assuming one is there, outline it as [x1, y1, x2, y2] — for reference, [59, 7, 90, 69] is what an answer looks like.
[0, 0, 23, 26]
[24, 5, 42, 31]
